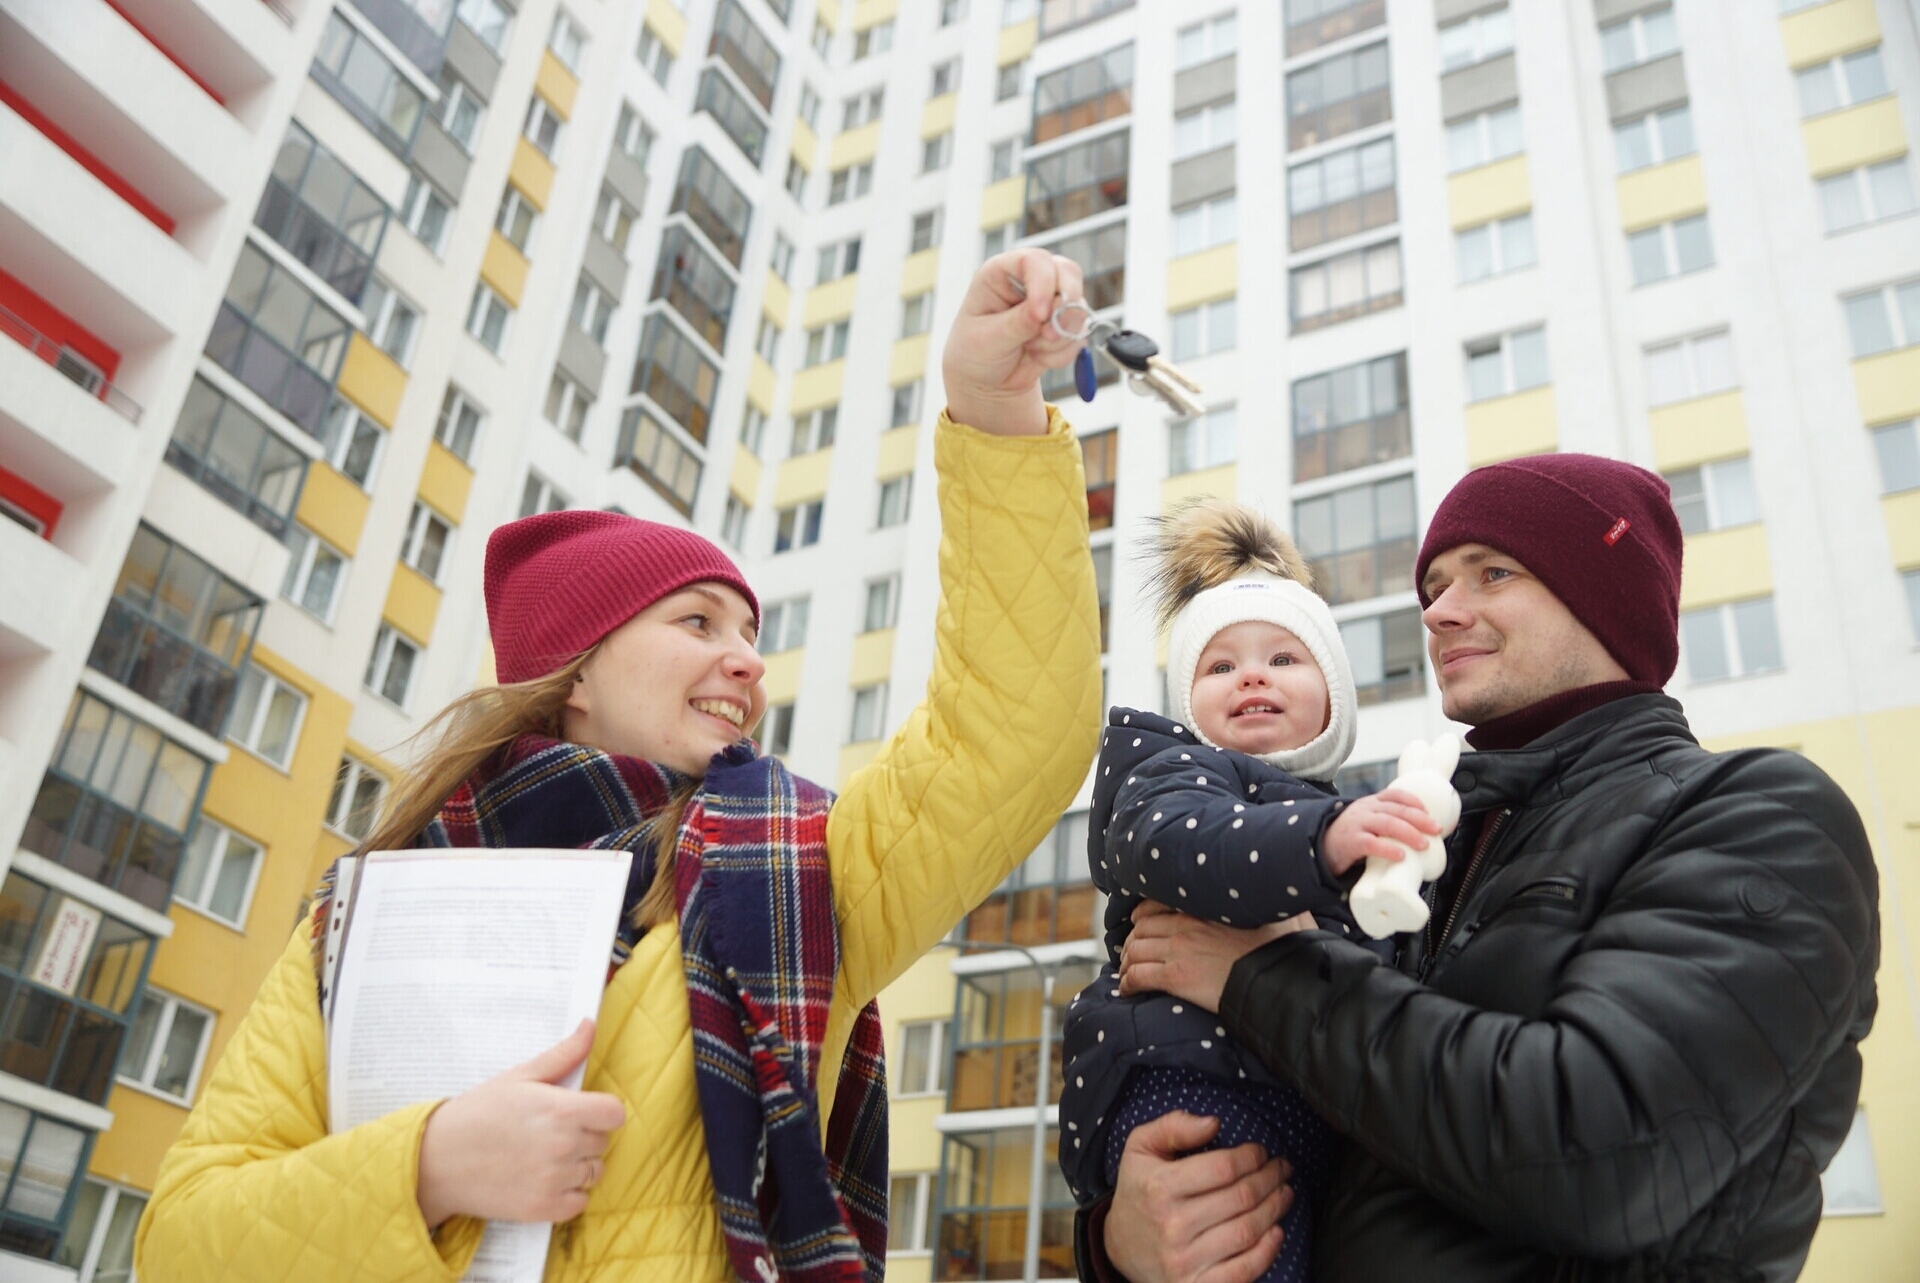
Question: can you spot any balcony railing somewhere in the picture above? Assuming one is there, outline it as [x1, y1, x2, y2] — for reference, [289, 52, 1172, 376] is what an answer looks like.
[0, 303, 143, 423]
[87, 598, 246, 736]
[254, 180, 377, 302]
[204, 303, 336, 434]
[23, 775, 187, 913]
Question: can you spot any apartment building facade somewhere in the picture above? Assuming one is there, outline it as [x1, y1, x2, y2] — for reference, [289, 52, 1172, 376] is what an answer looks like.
[0, 0, 1914, 1280]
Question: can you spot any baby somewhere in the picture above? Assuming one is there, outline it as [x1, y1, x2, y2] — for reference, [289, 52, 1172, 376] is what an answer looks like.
[1058, 501, 1439, 1283]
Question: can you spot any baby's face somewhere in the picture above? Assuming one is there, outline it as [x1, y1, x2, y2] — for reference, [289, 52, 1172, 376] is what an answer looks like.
[1190, 621, 1331, 756]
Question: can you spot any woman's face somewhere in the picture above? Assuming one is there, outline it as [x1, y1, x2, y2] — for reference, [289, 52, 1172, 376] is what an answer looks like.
[563, 582, 768, 775]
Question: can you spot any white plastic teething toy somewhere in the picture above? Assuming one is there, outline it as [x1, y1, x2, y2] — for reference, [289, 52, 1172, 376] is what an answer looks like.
[1349, 735, 1463, 939]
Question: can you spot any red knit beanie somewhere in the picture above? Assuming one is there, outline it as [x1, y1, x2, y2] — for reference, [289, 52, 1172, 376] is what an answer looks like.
[1414, 454, 1684, 684]
[485, 510, 759, 684]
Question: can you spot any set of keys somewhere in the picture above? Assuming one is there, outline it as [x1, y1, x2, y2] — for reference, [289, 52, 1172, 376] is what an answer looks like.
[1005, 275, 1208, 418]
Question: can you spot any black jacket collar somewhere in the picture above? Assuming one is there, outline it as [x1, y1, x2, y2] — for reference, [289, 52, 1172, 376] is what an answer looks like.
[1452, 693, 1698, 814]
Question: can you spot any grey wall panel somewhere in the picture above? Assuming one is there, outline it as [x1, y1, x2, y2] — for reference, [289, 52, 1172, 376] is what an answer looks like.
[1606, 53, 1688, 121]
[411, 119, 471, 199]
[1440, 53, 1518, 123]
[604, 147, 650, 215]
[582, 233, 630, 300]
[1435, 0, 1504, 23]
[444, 20, 502, 100]
[556, 324, 608, 394]
[1170, 145, 1236, 207]
[1173, 54, 1235, 114]
[1594, 0, 1667, 26]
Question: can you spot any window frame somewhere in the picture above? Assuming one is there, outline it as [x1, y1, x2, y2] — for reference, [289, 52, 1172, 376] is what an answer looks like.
[876, 474, 913, 528]
[227, 663, 309, 769]
[1465, 325, 1549, 402]
[1664, 455, 1760, 536]
[1446, 103, 1523, 174]
[864, 575, 901, 632]
[523, 95, 565, 157]
[802, 320, 851, 367]
[759, 597, 811, 653]
[1172, 192, 1237, 256]
[364, 623, 421, 708]
[1168, 403, 1236, 476]
[1169, 296, 1237, 361]
[1627, 213, 1715, 286]
[1842, 279, 1920, 357]
[1598, 5, 1679, 75]
[435, 385, 484, 462]
[173, 818, 263, 928]
[400, 501, 455, 583]
[1455, 212, 1537, 283]
[1644, 329, 1736, 407]
[901, 292, 935, 338]
[792, 404, 839, 455]
[1172, 98, 1237, 161]
[282, 524, 349, 624]
[117, 987, 215, 1105]
[399, 173, 454, 254]
[1612, 103, 1695, 174]
[1795, 46, 1888, 119]
[773, 499, 825, 553]
[326, 754, 389, 842]
[848, 682, 889, 742]
[1681, 596, 1785, 683]
[1817, 158, 1917, 233]
[1175, 11, 1238, 70]
[895, 1020, 948, 1097]
[1289, 239, 1404, 333]
[466, 282, 512, 353]
[1437, 5, 1512, 72]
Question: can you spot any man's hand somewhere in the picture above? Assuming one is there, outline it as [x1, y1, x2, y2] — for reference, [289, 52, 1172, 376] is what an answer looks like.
[1321, 789, 1443, 878]
[1105, 1111, 1291, 1283]
[942, 248, 1086, 437]
[1119, 902, 1318, 1011]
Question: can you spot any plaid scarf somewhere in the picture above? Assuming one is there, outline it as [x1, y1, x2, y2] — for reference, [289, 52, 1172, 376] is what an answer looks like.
[313, 735, 889, 1281]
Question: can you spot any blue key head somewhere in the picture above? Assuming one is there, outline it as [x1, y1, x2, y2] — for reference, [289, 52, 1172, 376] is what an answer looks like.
[1074, 345, 1098, 402]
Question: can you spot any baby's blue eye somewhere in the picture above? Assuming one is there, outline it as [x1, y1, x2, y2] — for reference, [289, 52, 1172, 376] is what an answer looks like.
[1209, 661, 1234, 675]
[1271, 653, 1293, 666]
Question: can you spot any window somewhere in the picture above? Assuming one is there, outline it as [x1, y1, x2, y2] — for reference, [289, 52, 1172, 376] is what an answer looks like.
[1818, 160, 1917, 233]
[941, 0, 968, 26]
[569, 277, 615, 345]
[1842, 279, 1920, 357]
[798, 84, 821, 130]
[318, 398, 384, 488]
[651, 226, 736, 349]
[774, 500, 824, 552]
[1339, 608, 1425, 704]
[782, 161, 805, 208]
[457, 0, 512, 50]
[842, 89, 885, 129]
[1645, 330, 1736, 406]
[399, 174, 454, 253]
[549, 9, 587, 73]
[1446, 103, 1523, 173]
[1286, 42, 1390, 150]
[1682, 597, 1784, 682]
[1822, 1109, 1884, 1216]
[1285, 0, 1385, 57]
[313, 13, 425, 151]
[761, 702, 796, 755]
[1169, 297, 1237, 361]
[864, 575, 901, 632]
[433, 386, 483, 463]
[615, 103, 656, 165]
[983, 225, 1012, 259]
[520, 473, 569, 517]
[771, 232, 796, 282]
[174, 820, 261, 927]
[996, 60, 1024, 102]
[615, 408, 703, 514]
[120, 989, 212, 1102]
[1294, 474, 1416, 605]
[1172, 193, 1236, 256]
[1438, 5, 1512, 71]
[629, 313, 721, 440]
[931, 58, 960, 97]
[1466, 326, 1548, 401]
[523, 96, 563, 157]
[817, 236, 861, 283]
[853, 20, 894, 59]
[495, 186, 540, 253]
[1599, 6, 1679, 74]
[1039, 0, 1135, 36]
[891, 380, 924, 428]
[897, 1021, 947, 1095]
[165, 377, 305, 538]
[990, 138, 1019, 182]
[1040, 220, 1127, 310]
[1629, 214, 1714, 285]
[793, 404, 839, 454]
[742, 403, 770, 456]
[1795, 46, 1887, 118]
[364, 624, 421, 706]
[1292, 352, 1409, 482]
[1456, 212, 1536, 282]
[1173, 99, 1236, 160]
[828, 162, 874, 204]
[208, 243, 351, 432]
[1289, 137, 1396, 251]
[1082, 428, 1116, 530]
[803, 320, 850, 366]
[849, 684, 888, 741]
[638, 23, 674, 82]
[1906, 571, 1920, 644]
[1666, 456, 1760, 535]
[259, 120, 386, 297]
[911, 209, 944, 252]
[228, 664, 306, 768]
[1032, 45, 1133, 145]
[1005, 0, 1040, 20]
[401, 501, 454, 583]
[1872, 419, 1919, 493]
[877, 475, 912, 527]
[1093, 544, 1112, 650]
[1024, 133, 1129, 235]
[1290, 240, 1403, 333]
[466, 283, 511, 352]
[1614, 104, 1695, 173]
[594, 188, 636, 254]
[436, 68, 484, 150]
[755, 317, 781, 363]
[1176, 12, 1237, 69]
[360, 276, 420, 367]
[326, 755, 388, 841]
[57, 1180, 149, 1283]
[282, 525, 348, 623]
[923, 131, 954, 172]
[902, 292, 934, 337]
[721, 495, 749, 549]
[812, 17, 831, 57]
[1169, 404, 1235, 475]
[760, 597, 810, 652]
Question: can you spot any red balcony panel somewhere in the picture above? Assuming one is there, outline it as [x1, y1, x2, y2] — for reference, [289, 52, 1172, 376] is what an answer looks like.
[0, 465, 62, 539]
[0, 267, 123, 384]
[0, 80, 177, 234]
[102, 0, 227, 106]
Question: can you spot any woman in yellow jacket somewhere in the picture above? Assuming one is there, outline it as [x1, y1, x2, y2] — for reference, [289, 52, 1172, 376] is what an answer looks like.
[135, 251, 1103, 1282]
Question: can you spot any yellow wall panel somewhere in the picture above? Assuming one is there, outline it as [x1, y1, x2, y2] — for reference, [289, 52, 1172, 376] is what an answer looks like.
[480, 231, 530, 309]
[817, 0, 840, 31]
[775, 446, 835, 506]
[534, 49, 579, 119]
[91, 1084, 189, 1188]
[889, 1097, 944, 1173]
[830, 120, 882, 170]
[850, 627, 895, 686]
[295, 463, 370, 557]
[1447, 154, 1531, 229]
[509, 138, 555, 210]
[748, 354, 777, 414]
[979, 175, 1024, 229]
[922, 93, 957, 140]
[852, 0, 897, 30]
[1884, 490, 1920, 568]
[418, 440, 475, 524]
[1779, 0, 1880, 68]
[838, 740, 882, 789]
[1853, 345, 1920, 425]
[1167, 244, 1238, 312]
[890, 334, 930, 386]
[644, 0, 688, 57]
[876, 425, 917, 479]
[1648, 390, 1750, 471]
[998, 17, 1038, 66]
[335, 333, 405, 428]
[384, 564, 443, 645]
[790, 360, 845, 414]
[1616, 155, 1708, 232]
[1802, 97, 1908, 178]
[804, 274, 859, 326]
[762, 649, 804, 704]
[1465, 385, 1557, 466]
[732, 442, 763, 503]
[900, 248, 940, 296]
[1162, 464, 1236, 511]
[763, 269, 792, 325]
[791, 118, 817, 172]
[1678, 524, 1773, 610]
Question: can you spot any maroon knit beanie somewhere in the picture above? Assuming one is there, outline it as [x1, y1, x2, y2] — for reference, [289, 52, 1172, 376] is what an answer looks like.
[1414, 454, 1684, 684]
[486, 510, 759, 684]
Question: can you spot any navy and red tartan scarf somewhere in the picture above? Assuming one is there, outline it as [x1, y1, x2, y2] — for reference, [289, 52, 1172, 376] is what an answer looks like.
[311, 735, 890, 1282]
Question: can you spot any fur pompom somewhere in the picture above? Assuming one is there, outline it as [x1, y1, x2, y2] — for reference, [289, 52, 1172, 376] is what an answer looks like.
[1142, 500, 1313, 629]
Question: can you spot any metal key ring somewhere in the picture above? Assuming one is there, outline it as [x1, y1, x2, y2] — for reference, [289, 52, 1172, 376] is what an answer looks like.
[1050, 299, 1096, 342]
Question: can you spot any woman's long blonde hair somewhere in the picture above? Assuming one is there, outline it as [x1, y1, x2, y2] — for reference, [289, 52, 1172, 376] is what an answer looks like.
[357, 648, 694, 931]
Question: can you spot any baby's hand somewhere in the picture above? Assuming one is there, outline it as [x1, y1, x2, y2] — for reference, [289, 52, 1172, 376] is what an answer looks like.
[1322, 790, 1444, 878]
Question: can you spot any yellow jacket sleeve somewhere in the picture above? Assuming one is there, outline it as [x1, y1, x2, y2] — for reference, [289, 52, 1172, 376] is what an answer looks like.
[135, 926, 486, 1281]
[827, 406, 1103, 1006]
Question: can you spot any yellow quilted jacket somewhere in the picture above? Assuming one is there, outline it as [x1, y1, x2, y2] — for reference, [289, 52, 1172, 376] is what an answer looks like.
[135, 410, 1101, 1282]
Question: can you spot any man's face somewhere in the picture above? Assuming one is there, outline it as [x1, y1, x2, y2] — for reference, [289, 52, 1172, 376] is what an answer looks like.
[1420, 543, 1630, 725]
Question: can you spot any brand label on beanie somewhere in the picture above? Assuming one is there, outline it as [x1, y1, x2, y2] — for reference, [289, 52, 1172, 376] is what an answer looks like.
[1603, 517, 1631, 546]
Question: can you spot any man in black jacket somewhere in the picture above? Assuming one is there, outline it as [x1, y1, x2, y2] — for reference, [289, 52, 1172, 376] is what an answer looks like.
[1082, 454, 1880, 1283]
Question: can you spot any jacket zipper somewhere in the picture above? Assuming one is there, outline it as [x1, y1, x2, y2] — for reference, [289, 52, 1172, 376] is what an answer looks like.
[1422, 807, 1512, 980]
